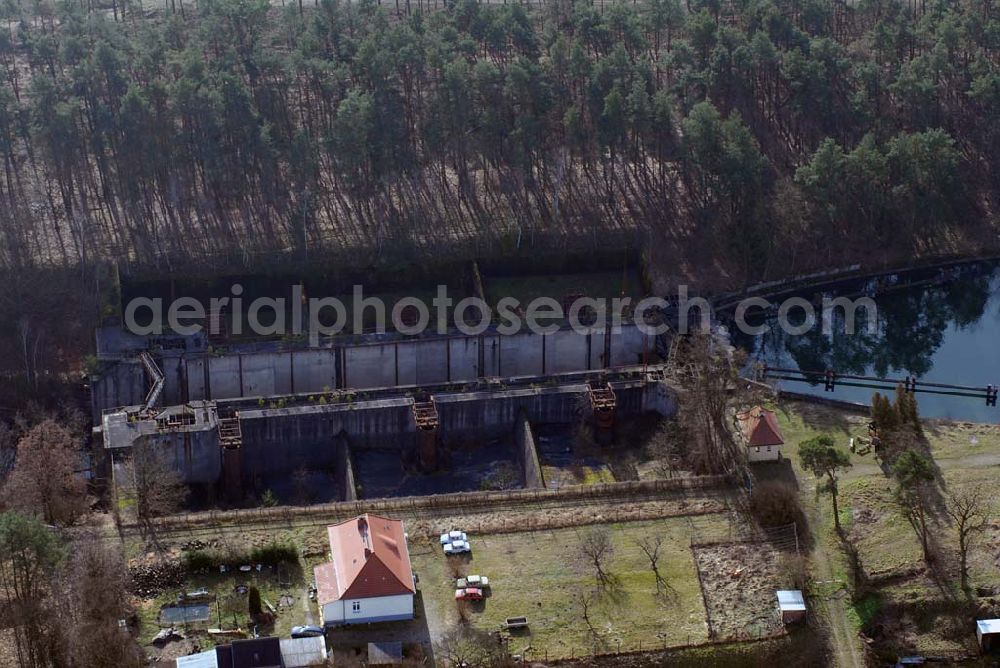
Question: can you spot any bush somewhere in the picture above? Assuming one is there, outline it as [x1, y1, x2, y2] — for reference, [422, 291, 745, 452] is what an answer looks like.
[183, 550, 216, 572]
[750, 481, 806, 531]
[779, 553, 810, 591]
[249, 541, 299, 565]
[259, 489, 278, 508]
[182, 541, 298, 573]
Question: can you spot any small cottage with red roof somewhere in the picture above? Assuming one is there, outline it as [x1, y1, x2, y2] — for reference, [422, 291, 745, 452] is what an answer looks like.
[314, 514, 416, 627]
[737, 406, 785, 462]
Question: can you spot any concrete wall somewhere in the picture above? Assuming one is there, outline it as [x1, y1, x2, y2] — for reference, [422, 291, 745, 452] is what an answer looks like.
[335, 435, 357, 502]
[91, 362, 147, 422]
[136, 430, 222, 485]
[106, 373, 673, 487]
[207, 356, 242, 399]
[240, 398, 415, 453]
[609, 325, 652, 367]
[435, 385, 586, 439]
[454, 335, 486, 379]
[159, 355, 186, 405]
[292, 350, 338, 394]
[514, 413, 545, 489]
[642, 380, 677, 416]
[94, 326, 658, 414]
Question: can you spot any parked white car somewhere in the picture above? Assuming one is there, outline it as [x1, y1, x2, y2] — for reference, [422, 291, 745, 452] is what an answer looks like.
[443, 539, 471, 555]
[439, 530, 467, 545]
[456, 575, 489, 588]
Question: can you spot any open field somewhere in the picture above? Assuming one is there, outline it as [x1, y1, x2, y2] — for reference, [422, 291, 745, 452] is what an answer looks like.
[410, 518, 722, 660]
[774, 399, 1000, 662]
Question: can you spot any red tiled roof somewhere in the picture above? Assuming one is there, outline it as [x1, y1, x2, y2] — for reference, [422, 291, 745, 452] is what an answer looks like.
[314, 514, 415, 605]
[314, 562, 339, 605]
[737, 407, 785, 447]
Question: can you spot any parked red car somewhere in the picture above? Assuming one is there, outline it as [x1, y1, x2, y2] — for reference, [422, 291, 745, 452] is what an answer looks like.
[454, 587, 484, 601]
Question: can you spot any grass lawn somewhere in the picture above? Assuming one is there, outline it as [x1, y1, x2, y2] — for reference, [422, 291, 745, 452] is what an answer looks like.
[409, 517, 725, 660]
[775, 400, 1000, 586]
[773, 399, 1000, 658]
[541, 462, 616, 488]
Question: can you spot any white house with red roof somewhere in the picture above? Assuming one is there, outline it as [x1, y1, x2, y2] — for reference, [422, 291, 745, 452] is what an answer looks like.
[314, 514, 416, 626]
[737, 406, 785, 462]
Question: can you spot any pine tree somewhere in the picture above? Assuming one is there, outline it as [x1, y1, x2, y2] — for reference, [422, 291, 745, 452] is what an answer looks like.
[248, 586, 262, 617]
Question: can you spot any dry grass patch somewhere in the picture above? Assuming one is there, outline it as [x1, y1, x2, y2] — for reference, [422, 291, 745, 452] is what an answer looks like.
[691, 543, 787, 641]
[410, 517, 727, 659]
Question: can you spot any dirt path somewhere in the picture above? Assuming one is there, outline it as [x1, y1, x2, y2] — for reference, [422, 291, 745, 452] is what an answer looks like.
[302, 592, 315, 627]
[802, 478, 865, 668]
[842, 451, 1000, 480]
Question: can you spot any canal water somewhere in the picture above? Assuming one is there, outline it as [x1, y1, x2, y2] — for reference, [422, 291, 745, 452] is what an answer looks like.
[732, 262, 1000, 423]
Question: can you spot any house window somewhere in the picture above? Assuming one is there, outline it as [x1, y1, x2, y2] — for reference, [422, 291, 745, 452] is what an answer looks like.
[766, 446, 771, 452]
[352, 601, 361, 613]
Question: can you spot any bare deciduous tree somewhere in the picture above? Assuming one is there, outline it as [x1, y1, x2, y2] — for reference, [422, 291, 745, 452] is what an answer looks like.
[579, 527, 615, 589]
[675, 334, 763, 477]
[2, 419, 86, 526]
[127, 442, 188, 525]
[646, 420, 683, 480]
[636, 535, 670, 596]
[50, 532, 144, 668]
[578, 588, 600, 643]
[944, 484, 990, 591]
[437, 626, 507, 668]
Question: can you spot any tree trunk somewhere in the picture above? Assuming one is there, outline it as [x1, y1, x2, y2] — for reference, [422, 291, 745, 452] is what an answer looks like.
[830, 477, 841, 532]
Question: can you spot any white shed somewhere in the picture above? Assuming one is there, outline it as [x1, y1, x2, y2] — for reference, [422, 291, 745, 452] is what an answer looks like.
[777, 590, 807, 624]
[977, 619, 1000, 652]
[738, 407, 785, 462]
[280, 636, 328, 667]
[174, 650, 218, 668]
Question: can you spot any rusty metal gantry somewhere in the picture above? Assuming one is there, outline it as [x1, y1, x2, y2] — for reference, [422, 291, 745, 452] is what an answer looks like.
[589, 382, 617, 431]
[412, 400, 440, 471]
[218, 412, 243, 500]
[218, 415, 243, 448]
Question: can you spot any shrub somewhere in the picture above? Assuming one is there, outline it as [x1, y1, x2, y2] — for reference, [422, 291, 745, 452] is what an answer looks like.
[750, 481, 806, 531]
[259, 489, 278, 508]
[779, 553, 810, 591]
[183, 550, 216, 572]
[250, 541, 298, 565]
[182, 541, 298, 573]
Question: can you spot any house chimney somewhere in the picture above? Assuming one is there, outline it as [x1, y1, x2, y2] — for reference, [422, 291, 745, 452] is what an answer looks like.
[364, 547, 372, 560]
